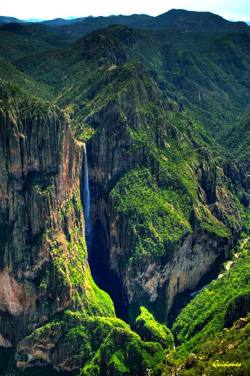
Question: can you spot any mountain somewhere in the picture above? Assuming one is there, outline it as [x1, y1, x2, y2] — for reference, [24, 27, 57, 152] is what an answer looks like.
[5, 23, 248, 143]
[147, 9, 249, 32]
[40, 10, 249, 36]
[26, 18, 44, 22]
[0, 16, 24, 24]
[1, 9, 248, 43]
[41, 17, 86, 26]
[226, 115, 250, 166]
[0, 9, 249, 376]
[43, 11, 249, 45]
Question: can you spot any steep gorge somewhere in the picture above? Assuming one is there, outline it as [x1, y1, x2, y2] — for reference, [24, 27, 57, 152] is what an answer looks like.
[83, 142, 129, 319]
[0, 79, 168, 376]
[83, 64, 243, 321]
[0, 79, 116, 367]
[0, 13, 249, 375]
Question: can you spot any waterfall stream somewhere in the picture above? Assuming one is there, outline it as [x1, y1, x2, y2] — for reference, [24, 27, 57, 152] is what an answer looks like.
[83, 146, 128, 319]
[83, 144, 91, 246]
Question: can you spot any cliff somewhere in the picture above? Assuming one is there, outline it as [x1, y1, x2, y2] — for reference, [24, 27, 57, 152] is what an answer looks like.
[0, 79, 114, 346]
[0, 16, 249, 376]
[162, 236, 250, 375]
[80, 62, 243, 320]
[0, 80, 167, 375]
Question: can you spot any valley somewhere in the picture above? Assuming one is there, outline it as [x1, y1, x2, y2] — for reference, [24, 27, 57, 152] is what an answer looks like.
[0, 9, 249, 375]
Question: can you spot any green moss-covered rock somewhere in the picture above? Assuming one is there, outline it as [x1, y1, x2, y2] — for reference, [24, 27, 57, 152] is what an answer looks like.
[135, 307, 174, 350]
[17, 310, 165, 376]
[110, 168, 192, 261]
[163, 315, 250, 376]
[83, 57, 242, 317]
[82, 326, 164, 376]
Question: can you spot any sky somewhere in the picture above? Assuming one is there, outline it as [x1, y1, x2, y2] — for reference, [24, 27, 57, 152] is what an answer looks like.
[1, 0, 250, 22]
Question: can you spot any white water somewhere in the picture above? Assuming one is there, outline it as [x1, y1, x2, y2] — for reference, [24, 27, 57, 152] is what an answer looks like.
[190, 284, 208, 297]
[83, 144, 91, 246]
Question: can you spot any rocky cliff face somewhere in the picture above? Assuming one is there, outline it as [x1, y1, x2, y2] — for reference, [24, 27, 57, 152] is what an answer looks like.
[0, 80, 114, 350]
[86, 66, 243, 319]
[0, 80, 170, 376]
[0, 19, 249, 376]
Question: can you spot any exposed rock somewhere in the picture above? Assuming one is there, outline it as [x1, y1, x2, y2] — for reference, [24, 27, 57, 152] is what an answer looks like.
[16, 311, 165, 375]
[0, 334, 12, 348]
[224, 292, 250, 328]
[87, 69, 242, 319]
[0, 80, 86, 346]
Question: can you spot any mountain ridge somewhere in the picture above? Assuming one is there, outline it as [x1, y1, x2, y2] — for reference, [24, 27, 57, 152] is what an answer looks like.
[0, 8, 249, 376]
[0, 8, 249, 32]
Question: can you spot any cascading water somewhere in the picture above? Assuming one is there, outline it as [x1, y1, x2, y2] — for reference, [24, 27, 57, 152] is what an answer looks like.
[83, 144, 91, 246]
[83, 145, 128, 319]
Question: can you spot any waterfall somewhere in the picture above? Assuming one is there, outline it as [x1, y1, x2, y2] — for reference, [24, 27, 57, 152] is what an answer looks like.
[83, 144, 91, 246]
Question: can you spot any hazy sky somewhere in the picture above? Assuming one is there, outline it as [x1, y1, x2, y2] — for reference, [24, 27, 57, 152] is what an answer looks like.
[1, 0, 250, 21]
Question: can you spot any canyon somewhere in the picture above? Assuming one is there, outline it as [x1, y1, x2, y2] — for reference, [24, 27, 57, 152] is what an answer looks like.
[0, 9, 249, 375]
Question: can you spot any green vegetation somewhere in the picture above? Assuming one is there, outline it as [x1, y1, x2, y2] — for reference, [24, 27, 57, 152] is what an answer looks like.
[163, 315, 250, 376]
[225, 114, 250, 163]
[48, 192, 115, 317]
[172, 236, 250, 357]
[82, 326, 164, 376]
[109, 96, 235, 270]
[135, 307, 174, 350]
[153, 229, 250, 375]
[1, 21, 249, 150]
[0, 12, 249, 376]
[20, 310, 165, 376]
[0, 58, 53, 99]
[111, 168, 191, 262]
[194, 202, 231, 238]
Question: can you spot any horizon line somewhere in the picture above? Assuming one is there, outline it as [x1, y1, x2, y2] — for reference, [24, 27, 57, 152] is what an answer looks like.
[0, 9, 249, 24]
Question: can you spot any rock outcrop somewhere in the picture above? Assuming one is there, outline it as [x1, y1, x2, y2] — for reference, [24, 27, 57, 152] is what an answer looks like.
[0, 79, 171, 376]
[0, 79, 114, 349]
[86, 65, 243, 319]
[16, 310, 165, 375]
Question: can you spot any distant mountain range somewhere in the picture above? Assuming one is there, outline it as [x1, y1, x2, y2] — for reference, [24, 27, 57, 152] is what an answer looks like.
[0, 9, 248, 50]
[0, 16, 25, 23]
[0, 9, 249, 32]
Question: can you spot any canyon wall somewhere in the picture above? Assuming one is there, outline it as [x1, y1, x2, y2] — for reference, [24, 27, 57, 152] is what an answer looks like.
[0, 80, 114, 348]
[87, 68, 243, 319]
